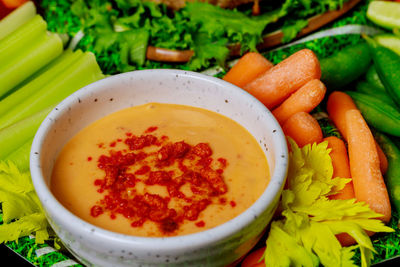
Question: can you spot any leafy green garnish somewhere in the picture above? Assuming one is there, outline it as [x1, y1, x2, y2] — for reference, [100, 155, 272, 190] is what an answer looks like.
[0, 161, 50, 244]
[41, 0, 350, 74]
[265, 140, 394, 267]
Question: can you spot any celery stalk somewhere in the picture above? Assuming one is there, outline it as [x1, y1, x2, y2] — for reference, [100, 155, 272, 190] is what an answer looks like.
[0, 15, 47, 63]
[5, 138, 33, 172]
[0, 52, 104, 129]
[0, 107, 52, 159]
[0, 31, 63, 98]
[0, 49, 82, 117]
[0, 1, 36, 40]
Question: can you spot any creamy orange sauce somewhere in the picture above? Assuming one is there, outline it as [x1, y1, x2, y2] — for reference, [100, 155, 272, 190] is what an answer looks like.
[51, 103, 269, 237]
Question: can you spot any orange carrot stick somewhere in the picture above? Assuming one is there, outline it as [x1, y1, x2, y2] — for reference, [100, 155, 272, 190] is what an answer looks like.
[272, 79, 326, 125]
[243, 49, 321, 109]
[241, 247, 266, 267]
[223, 52, 273, 88]
[324, 136, 355, 200]
[282, 112, 323, 148]
[346, 109, 391, 223]
[326, 91, 388, 175]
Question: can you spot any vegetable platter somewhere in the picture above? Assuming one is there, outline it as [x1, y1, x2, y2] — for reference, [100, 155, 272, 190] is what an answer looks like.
[2, 0, 400, 266]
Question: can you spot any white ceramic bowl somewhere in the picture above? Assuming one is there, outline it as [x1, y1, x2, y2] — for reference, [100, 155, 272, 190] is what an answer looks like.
[30, 69, 288, 267]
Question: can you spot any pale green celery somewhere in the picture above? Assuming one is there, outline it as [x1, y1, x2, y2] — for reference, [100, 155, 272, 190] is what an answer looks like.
[0, 15, 47, 63]
[0, 1, 36, 40]
[0, 31, 63, 98]
[5, 138, 33, 172]
[0, 52, 104, 130]
[0, 49, 82, 117]
[0, 107, 52, 159]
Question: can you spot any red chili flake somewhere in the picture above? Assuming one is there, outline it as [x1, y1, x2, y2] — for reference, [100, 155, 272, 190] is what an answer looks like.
[90, 205, 104, 217]
[195, 221, 205, 227]
[218, 157, 227, 168]
[87, 156, 93, 161]
[134, 165, 150, 175]
[97, 143, 104, 148]
[145, 126, 158, 133]
[90, 127, 230, 234]
[230, 201, 237, 207]
[109, 141, 116, 147]
[192, 143, 212, 158]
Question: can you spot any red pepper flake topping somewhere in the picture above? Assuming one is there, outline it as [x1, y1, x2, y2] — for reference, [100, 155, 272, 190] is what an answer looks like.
[195, 220, 205, 227]
[87, 156, 92, 161]
[90, 127, 230, 235]
[230, 201, 237, 208]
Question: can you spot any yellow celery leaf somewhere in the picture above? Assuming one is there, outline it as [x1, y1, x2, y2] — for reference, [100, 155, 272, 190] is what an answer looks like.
[0, 161, 33, 194]
[0, 190, 40, 223]
[294, 198, 382, 221]
[265, 221, 319, 267]
[360, 246, 374, 267]
[265, 140, 394, 267]
[329, 177, 352, 196]
[298, 221, 351, 267]
[0, 160, 50, 244]
[0, 213, 48, 243]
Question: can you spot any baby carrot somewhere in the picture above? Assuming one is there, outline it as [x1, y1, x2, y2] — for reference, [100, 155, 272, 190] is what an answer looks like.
[282, 112, 323, 148]
[223, 52, 273, 88]
[346, 109, 391, 223]
[326, 91, 388, 174]
[324, 136, 355, 200]
[243, 49, 321, 109]
[241, 247, 266, 267]
[272, 79, 326, 125]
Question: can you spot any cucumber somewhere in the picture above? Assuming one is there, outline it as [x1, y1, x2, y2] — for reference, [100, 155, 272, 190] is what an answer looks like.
[356, 81, 396, 107]
[346, 91, 400, 137]
[374, 132, 400, 220]
[320, 42, 371, 91]
[366, 36, 400, 107]
[374, 34, 400, 56]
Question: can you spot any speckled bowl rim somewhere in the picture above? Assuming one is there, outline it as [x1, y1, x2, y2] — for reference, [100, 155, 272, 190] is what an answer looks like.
[30, 69, 288, 253]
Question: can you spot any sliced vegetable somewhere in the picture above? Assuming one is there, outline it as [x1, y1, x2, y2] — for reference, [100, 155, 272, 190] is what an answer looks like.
[223, 52, 273, 88]
[243, 49, 321, 109]
[0, 15, 47, 63]
[346, 91, 400, 137]
[0, 51, 104, 129]
[320, 42, 371, 91]
[367, 1, 400, 30]
[241, 246, 266, 267]
[374, 34, 400, 56]
[0, 49, 81, 118]
[0, 31, 63, 98]
[0, 0, 35, 40]
[0, 107, 51, 159]
[282, 111, 323, 148]
[346, 109, 391, 223]
[365, 36, 400, 107]
[5, 137, 32, 172]
[272, 79, 326, 125]
[374, 132, 400, 222]
[324, 136, 354, 201]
